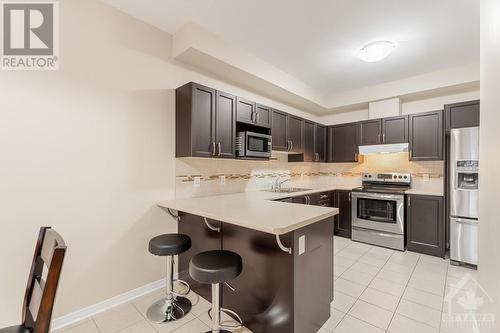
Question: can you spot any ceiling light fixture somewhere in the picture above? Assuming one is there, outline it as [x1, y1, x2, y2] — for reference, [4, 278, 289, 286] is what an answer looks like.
[359, 40, 396, 62]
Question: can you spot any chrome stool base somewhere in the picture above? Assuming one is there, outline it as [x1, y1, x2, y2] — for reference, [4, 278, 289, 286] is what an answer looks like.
[204, 330, 231, 333]
[146, 296, 192, 323]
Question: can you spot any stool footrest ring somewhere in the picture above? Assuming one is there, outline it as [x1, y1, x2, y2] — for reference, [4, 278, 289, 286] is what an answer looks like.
[207, 307, 243, 330]
[172, 279, 191, 296]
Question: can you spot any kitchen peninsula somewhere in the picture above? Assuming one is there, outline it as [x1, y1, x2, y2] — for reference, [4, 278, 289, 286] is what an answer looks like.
[158, 188, 341, 333]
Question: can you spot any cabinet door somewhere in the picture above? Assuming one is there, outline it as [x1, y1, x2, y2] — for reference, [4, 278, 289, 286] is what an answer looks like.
[332, 190, 351, 238]
[409, 110, 443, 161]
[359, 119, 382, 145]
[309, 192, 330, 206]
[215, 91, 236, 158]
[329, 123, 358, 162]
[303, 121, 315, 162]
[191, 84, 216, 157]
[292, 195, 307, 205]
[382, 115, 408, 144]
[288, 116, 303, 152]
[406, 195, 445, 257]
[255, 103, 272, 128]
[236, 97, 255, 125]
[315, 125, 327, 162]
[445, 100, 480, 131]
[272, 109, 289, 151]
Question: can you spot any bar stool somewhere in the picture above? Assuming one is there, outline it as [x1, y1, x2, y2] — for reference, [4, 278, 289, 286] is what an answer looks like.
[147, 234, 192, 323]
[189, 250, 243, 333]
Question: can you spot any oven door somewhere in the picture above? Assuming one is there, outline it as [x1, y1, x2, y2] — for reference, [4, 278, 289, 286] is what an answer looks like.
[351, 192, 404, 235]
[245, 132, 272, 157]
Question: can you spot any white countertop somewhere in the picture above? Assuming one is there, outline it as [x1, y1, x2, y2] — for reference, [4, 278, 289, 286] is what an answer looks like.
[404, 189, 444, 196]
[157, 186, 357, 235]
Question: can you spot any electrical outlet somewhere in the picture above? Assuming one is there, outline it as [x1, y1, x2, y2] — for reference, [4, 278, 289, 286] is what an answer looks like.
[299, 235, 306, 255]
[193, 176, 201, 187]
[423, 174, 430, 182]
[220, 175, 226, 185]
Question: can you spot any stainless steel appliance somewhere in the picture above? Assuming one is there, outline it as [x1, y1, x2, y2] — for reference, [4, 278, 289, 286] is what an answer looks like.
[351, 172, 411, 251]
[235, 131, 272, 158]
[450, 127, 479, 265]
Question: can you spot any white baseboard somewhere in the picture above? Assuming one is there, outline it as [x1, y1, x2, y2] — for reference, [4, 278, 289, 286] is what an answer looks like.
[51, 276, 174, 331]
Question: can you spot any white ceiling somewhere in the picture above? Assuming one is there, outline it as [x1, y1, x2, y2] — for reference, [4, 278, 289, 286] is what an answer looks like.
[101, 0, 479, 96]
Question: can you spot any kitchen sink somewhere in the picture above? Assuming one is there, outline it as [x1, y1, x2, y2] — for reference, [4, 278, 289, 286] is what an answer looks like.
[265, 187, 312, 193]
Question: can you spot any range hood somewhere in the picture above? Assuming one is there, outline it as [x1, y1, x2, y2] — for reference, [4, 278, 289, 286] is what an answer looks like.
[358, 143, 409, 155]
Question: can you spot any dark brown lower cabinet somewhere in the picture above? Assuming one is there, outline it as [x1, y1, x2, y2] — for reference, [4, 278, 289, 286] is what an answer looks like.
[332, 190, 352, 238]
[406, 194, 445, 257]
[178, 213, 334, 333]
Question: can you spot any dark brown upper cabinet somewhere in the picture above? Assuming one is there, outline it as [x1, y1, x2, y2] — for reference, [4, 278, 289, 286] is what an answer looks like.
[288, 115, 303, 152]
[332, 190, 352, 238]
[254, 103, 272, 128]
[328, 123, 358, 162]
[271, 109, 288, 151]
[175, 82, 235, 158]
[314, 125, 327, 162]
[358, 119, 382, 145]
[215, 91, 236, 158]
[409, 110, 443, 161]
[406, 194, 445, 257]
[382, 115, 408, 144]
[236, 98, 271, 128]
[236, 97, 255, 125]
[445, 100, 480, 131]
[303, 120, 315, 162]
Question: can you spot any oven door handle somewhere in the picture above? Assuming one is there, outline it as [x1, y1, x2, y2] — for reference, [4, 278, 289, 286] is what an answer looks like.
[351, 192, 403, 200]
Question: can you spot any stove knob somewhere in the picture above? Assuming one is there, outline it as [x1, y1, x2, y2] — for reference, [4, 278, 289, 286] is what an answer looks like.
[404, 176, 408, 179]
[393, 175, 397, 179]
[398, 176, 402, 179]
[368, 175, 372, 178]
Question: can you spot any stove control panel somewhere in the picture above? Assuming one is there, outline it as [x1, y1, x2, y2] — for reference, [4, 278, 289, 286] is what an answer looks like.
[362, 172, 411, 184]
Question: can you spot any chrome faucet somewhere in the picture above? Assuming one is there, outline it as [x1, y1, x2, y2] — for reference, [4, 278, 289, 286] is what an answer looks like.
[273, 176, 291, 192]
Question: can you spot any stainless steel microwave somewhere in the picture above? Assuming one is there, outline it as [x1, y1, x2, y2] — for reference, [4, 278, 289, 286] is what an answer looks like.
[236, 131, 272, 158]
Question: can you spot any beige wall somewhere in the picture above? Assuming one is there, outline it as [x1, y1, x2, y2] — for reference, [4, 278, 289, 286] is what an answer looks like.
[319, 88, 479, 125]
[479, 0, 500, 328]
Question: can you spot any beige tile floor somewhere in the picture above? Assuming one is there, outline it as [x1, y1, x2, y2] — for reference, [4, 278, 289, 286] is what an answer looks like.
[55, 237, 482, 333]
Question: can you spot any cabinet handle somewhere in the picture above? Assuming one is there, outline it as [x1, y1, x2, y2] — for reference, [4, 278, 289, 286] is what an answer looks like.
[250, 111, 254, 122]
[383, 134, 385, 143]
[211, 142, 216, 156]
[217, 142, 221, 156]
[378, 133, 381, 143]
[408, 196, 411, 206]
[349, 192, 351, 201]
[256, 113, 260, 123]
[290, 140, 293, 151]
[355, 152, 358, 162]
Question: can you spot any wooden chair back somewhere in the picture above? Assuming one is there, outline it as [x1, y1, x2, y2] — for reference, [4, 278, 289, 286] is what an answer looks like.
[22, 227, 67, 333]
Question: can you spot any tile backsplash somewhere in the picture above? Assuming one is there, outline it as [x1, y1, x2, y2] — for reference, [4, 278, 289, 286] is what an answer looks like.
[175, 152, 443, 198]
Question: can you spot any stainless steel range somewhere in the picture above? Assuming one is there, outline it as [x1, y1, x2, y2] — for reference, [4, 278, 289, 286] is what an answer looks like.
[351, 172, 411, 251]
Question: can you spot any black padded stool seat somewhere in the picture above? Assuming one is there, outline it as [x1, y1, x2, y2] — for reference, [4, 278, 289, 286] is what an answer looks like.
[189, 250, 242, 284]
[149, 234, 191, 256]
[0, 326, 30, 333]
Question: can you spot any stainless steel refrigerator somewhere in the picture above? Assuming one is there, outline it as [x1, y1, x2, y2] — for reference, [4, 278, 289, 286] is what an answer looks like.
[450, 127, 479, 265]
